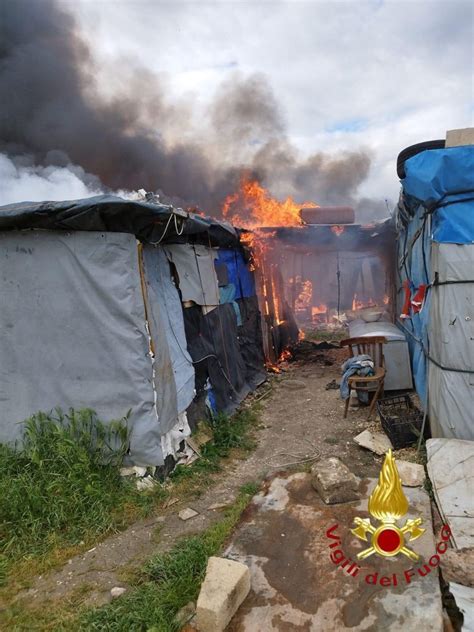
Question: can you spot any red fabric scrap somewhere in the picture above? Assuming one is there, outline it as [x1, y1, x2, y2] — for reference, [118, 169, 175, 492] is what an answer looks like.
[411, 284, 427, 313]
[400, 280, 412, 319]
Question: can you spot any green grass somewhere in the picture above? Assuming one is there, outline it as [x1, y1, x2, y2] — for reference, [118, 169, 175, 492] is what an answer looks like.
[0, 409, 161, 587]
[78, 483, 259, 632]
[1, 403, 261, 630]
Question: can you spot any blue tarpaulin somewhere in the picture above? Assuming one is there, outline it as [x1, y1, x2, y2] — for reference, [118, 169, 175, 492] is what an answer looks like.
[216, 249, 256, 298]
[396, 143, 474, 439]
[403, 146, 474, 244]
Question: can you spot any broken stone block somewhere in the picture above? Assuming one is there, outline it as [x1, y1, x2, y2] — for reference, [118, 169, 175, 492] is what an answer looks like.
[179, 507, 199, 521]
[311, 457, 359, 504]
[354, 429, 392, 455]
[396, 460, 425, 487]
[441, 547, 474, 587]
[110, 586, 126, 598]
[195, 556, 250, 632]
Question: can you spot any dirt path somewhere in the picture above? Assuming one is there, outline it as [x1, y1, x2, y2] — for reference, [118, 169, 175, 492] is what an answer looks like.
[12, 349, 385, 611]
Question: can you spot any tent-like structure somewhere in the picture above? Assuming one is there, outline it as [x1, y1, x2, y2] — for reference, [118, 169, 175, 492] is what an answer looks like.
[0, 195, 265, 467]
[395, 145, 474, 440]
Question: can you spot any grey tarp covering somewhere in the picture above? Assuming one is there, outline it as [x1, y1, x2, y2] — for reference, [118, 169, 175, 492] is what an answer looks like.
[163, 243, 219, 306]
[141, 245, 195, 428]
[428, 243, 474, 439]
[0, 230, 165, 465]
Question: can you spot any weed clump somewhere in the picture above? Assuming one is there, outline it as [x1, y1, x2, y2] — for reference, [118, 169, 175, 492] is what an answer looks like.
[0, 408, 140, 581]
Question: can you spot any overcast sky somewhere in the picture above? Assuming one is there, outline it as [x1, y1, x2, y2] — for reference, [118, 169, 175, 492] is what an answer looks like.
[70, 0, 473, 206]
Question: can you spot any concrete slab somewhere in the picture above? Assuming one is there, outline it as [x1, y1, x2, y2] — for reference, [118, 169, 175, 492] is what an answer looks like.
[449, 583, 474, 631]
[225, 473, 443, 631]
[427, 438, 474, 549]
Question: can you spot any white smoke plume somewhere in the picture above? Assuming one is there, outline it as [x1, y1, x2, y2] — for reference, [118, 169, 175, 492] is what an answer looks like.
[0, 154, 102, 206]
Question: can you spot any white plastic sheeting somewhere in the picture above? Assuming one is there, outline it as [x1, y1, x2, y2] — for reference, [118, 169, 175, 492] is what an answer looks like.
[160, 412, 192, 460]
[428, 243, 474, 439]
[0, 230, 165, 465]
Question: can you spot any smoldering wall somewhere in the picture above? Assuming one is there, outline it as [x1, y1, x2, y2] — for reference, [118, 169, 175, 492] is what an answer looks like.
[0, 0, 387, 219]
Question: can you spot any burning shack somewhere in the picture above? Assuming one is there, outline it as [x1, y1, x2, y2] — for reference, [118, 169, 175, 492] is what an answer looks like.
[250, 208, 396, 363]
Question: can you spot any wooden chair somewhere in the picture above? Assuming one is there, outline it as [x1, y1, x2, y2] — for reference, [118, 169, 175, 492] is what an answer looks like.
[340, 336, 387, 420]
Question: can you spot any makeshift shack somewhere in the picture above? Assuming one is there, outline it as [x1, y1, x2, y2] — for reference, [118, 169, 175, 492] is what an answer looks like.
[0, 196, 265, 467]
[395, 143, 474, 440]
[254, 220, 396, 361]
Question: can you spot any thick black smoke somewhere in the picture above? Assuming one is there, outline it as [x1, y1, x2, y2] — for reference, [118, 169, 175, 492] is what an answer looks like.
[0, 0, 384, 218]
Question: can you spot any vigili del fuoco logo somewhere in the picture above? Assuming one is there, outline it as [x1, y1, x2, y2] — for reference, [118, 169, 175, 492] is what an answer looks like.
[351, 449, 425, 560]
[325, 449, 452, 587]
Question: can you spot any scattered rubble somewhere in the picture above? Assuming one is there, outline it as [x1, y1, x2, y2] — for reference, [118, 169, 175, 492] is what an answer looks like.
[441, 547, 474, 587]
[396, 460, 425, 486]
[195, 556, 250, 632]
[311, 457, 359, 504]
[179, 508, 199, 521]
[354, 429, 393, 455]
[325, 379, 339, 390]
[135, 476, 157, 491]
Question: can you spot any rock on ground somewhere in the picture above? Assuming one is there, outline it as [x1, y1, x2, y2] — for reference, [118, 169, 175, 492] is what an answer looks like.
[396, 460, 425, 487]
[195, 557, 250, 632]
[179, 508, 199, 521]
[311, 457, 359, 504]
[441, 547, 474, 587]
[354, 429, 392, 455]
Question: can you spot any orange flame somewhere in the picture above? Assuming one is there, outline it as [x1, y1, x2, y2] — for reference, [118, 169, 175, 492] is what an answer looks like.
[289, 277, 312, 311]
[331, 225, 345, 236]
[223, 175, 316, 228]
[279, 349, 292, 362]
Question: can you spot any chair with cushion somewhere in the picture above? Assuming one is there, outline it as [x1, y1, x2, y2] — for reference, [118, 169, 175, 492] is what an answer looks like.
[340, 336, 387, 420]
